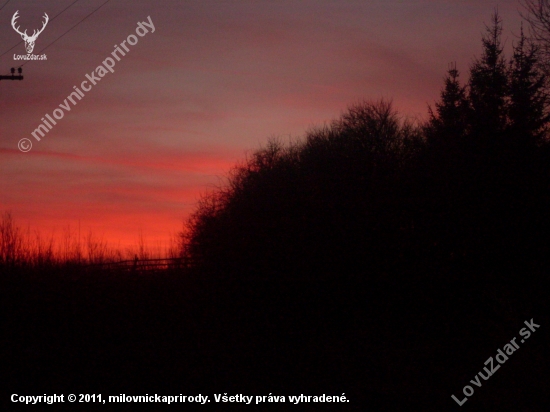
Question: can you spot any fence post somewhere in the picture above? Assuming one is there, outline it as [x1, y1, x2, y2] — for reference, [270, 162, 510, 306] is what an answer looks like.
[133, 255, 138, 274]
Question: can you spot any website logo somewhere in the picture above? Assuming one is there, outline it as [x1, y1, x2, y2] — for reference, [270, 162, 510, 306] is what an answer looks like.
[12, 11, 48, 61]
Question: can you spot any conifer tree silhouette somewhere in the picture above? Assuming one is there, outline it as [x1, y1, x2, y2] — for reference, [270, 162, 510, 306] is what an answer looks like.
[468, 12, 509, 142]
[508, 25, 550, 146]
[427, 63, 469, 150]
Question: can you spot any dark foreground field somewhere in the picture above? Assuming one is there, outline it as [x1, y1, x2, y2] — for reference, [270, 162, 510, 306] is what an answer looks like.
[2, 262, 549, 410]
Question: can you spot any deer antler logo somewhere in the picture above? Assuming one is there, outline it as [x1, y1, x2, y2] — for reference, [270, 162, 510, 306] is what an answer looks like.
[12, 11, 49, 54]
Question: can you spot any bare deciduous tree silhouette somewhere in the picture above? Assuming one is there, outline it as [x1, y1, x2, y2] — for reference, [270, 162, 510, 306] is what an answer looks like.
[522, 0, 550, 71]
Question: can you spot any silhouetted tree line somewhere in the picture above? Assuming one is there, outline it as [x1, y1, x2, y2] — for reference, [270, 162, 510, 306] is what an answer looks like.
[182, 13, 550, 289]
[4, 11, 550, 409]
[177, 16, 550, 404]
[428, 15, 549, 150]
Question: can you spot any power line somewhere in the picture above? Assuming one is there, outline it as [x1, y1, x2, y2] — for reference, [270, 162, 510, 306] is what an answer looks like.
[0, 0, 11, 13]
[0, 0, 82, 60]
[18, 0, 111, 69]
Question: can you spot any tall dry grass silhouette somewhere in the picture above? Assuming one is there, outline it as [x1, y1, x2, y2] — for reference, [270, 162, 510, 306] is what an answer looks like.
[0, 211, 181, 273]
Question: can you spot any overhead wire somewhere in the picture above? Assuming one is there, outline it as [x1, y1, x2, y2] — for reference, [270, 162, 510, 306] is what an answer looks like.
[0, 0, 11, 13]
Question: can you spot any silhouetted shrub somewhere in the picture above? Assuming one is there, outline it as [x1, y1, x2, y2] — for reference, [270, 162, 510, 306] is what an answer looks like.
[182, 100, 426, 279]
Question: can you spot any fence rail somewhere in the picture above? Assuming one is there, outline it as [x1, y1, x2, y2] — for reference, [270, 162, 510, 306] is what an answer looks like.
[84, 257, 191, 273]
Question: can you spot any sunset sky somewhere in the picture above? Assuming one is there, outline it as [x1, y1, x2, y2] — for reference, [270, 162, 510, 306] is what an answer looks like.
[0, 0, 524, 249]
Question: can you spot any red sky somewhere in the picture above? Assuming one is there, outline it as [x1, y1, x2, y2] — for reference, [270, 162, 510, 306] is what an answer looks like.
[0, 0, 524, 249]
